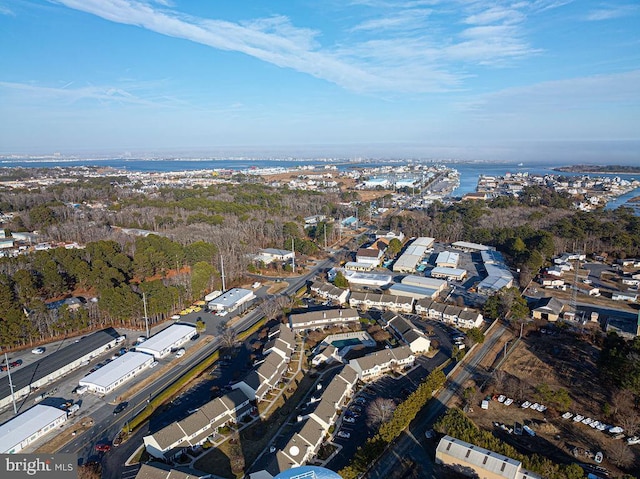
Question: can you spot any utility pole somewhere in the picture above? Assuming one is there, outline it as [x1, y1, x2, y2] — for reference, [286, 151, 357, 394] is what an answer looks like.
[324, 223, 327, 249]
[142, 293, 150, 339]
[220, 255, 226, 291]
[5, 352, 17, 414]
[292, 237, 295, 273]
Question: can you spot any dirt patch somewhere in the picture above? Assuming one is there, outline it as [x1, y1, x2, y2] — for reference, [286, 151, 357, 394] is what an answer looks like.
[34, 417, 95, 453]
[465, 327, 640, 477]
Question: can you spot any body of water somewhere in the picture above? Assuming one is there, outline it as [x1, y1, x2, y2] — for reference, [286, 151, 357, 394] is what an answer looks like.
[2, 157, 638, 212]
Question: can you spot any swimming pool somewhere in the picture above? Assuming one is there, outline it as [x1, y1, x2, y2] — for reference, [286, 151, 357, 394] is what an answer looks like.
[331, 338, 362, 348]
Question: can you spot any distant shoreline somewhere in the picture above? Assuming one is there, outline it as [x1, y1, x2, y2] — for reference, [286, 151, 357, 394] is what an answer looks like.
[554, 164, 640, 174]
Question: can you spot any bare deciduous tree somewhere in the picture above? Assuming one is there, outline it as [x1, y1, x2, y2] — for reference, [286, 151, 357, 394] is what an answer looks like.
[366, 397, 396, 428]
[606, 441, 634, 468]
[218, 324, 237, 348]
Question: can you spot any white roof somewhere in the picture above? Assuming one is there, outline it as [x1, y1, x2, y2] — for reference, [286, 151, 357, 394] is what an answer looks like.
[79, 351, 153, 389]
[431, 267, 467, 277]
[209, 288, 255, 308]
[0, 405, 67, 453]
[401, 275, 446, 289]
[412, 237, 435, 247]
[136, 324, 196, 355]
[436, 251, 459, 266]
[437, 435, 522, 479]
[452, 241, 494, 251]
[387, 283, 438, 299]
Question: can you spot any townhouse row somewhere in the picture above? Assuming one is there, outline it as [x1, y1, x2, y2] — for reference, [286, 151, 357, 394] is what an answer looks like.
[310, 281, 483, 330]
[143, 324, 296, 460]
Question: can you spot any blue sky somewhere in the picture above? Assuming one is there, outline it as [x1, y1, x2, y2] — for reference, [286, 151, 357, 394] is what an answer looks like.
[1, 0, 639, 161]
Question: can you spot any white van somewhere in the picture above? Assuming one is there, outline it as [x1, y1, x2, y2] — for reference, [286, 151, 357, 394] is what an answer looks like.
[75, 385, 89, 395]
[67, 403, 81, 415]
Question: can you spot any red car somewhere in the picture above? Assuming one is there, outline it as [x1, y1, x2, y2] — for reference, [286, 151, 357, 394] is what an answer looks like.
[1, 359, 22, 371]
[95, 443, 111, 452]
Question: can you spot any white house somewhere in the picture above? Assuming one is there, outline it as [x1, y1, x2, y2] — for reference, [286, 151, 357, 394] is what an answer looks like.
[348, 346, 415, 381]
[382, 312, 431, 354]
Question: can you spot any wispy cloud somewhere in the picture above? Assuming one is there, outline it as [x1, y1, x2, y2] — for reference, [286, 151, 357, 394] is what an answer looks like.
[351, 8, 432, 32]
[458, 69, 640, 114]
[0, 2, 15, 16]
[50, 0, 567, 93]
[0, 80, 173, 108]
[585, 4, 639, 21]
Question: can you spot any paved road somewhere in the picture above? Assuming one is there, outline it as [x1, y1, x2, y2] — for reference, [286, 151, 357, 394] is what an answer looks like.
[71, 256, 335, 479]
[363, 321, 507, 479]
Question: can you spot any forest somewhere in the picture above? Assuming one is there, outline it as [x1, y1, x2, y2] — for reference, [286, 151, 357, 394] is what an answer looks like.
[0, 175, 352, 348]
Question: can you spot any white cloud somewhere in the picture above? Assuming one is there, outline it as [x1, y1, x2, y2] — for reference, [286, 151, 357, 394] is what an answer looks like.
[585, 4, 639, 21]
[351, 8, 432, 31]
[458, 69, 640, 114]
[0, 3, 15, 16]
[50, 0, 561, 93]
[0, 80, 174, 108]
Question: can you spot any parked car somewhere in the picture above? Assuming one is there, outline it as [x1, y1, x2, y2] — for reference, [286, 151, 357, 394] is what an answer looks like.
[113, 402, 128, 415]
[350, 405, 363, 413]
[31, 347, 45, 355]
[354, 397, 367, 405]
[344, 416, 356, 423]
[337, 430, 351, 439]
[175, 348, 186, 358]
[149, 361, 159, 368]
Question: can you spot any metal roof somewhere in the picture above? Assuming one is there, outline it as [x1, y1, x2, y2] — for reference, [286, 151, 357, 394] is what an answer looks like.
[79, 351, 153, 389]
[135, 324, 196, 356]
[0, 328, 120, 402]
[0, 404, 67, 453]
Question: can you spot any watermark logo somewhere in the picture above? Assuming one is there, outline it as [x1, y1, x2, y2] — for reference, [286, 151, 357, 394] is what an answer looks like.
[1, 455, 76, 479]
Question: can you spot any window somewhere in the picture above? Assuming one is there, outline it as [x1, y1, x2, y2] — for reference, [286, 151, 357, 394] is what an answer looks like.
[500, 462, 507, 472]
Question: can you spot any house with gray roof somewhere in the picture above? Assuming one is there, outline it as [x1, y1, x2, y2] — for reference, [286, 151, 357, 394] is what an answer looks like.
[348, 346, 415, 381]
[143, 389, 251, 459]
[382, 312, 431, 354]
[348, 291, 414, 313]
[309, 281, 349, 304]
[289, 307, 360, 331]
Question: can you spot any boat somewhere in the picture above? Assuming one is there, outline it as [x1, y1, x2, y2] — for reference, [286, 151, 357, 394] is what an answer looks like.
[596, 423, 607, 431]
[561, 412, 573, 419]
[573, 415, 585, 422]
[523, 425, 536, 436]
[521, 401, 531, 409]
[537, 404, 547, 412]
[627, 436, 640, 445]
[590, 420, 600, 429]
[609, 426, 624, 434]
[531, 402, 540, 410]
[582, 417, 594, 425]
[498, 395, 506, 403]
[504, 398, 514, 406]
[517, 162, 524, 167]
[594, 451, 603, 464]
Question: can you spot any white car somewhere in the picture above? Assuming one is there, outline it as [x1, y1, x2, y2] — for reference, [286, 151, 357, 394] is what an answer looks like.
[149, 361, 159, 368]
[336, 430, 351, 439]
[344, 416, 356, 423]
[32, 347, 45, 354]
[175, 348, 185, 358]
